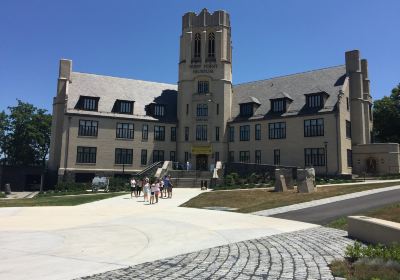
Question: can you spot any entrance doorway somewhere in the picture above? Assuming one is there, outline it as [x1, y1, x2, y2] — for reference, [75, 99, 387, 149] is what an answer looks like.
[196, 154, 208, 171]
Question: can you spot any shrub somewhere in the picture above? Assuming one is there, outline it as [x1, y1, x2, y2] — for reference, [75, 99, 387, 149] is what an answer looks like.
[230, 173, 240, 184]
[108, 177, 130, 192]
[55, 182, 88, 193]
[345, 242, 400, 263]
[0, 192, 6, 198]
[224, 175, 235, 187]
[248, 173, 258, 184]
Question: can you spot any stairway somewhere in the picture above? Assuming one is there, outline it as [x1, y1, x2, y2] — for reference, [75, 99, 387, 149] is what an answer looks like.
[168, 170, 213, 188]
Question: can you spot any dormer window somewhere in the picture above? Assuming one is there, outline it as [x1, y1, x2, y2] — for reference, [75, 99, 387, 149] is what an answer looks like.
[76, 96, 99, 111]
[145, 103, 166, 118]
[271, 99, 285, 112]
[198, 81, 209, 94]
[112, 100, 134, 114]
[239, 96, 261, 117]
[305, 92, 329, 109]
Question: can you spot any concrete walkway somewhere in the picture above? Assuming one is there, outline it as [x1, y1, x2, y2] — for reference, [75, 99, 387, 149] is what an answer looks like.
[253, 184, 400, 217]
[0, 189, 316, 280]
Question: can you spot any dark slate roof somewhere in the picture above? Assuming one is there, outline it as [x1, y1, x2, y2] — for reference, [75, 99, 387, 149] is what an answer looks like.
[238, 96, 261, 105]
[231, 65, 347, 121]
[66, 72, 178, 121]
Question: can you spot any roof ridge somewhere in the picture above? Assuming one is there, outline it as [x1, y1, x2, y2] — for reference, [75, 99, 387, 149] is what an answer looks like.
[233, 64, 345, 87]
[72, 71, 177, 87]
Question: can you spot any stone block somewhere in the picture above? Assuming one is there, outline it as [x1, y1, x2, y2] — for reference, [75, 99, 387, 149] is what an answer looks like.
[275, 168, 294, 189]
[297, 168, 315, 193]
[275, 174, 287, 192]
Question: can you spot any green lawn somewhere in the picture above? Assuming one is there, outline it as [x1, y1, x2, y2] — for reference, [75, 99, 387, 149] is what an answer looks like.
[181, 181, 400, 213]
[0, 192, 128, 207]
[327, 202, 400, 230]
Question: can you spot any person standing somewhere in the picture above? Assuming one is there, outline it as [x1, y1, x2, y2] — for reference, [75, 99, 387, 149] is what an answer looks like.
[166, 175, 173, 198]
[150, 182, 156, 204]
[154, 179, 160, 203]
[143, 178, 150, 203]
[136, 178, 142, 197]
[130, 177, 136, 198]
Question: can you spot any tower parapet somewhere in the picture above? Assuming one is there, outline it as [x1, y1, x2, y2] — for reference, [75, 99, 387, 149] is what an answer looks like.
[182, 9, 230, 31]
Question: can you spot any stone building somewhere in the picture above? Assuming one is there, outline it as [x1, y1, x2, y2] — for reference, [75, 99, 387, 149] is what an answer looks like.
[48, 9, 400, 182]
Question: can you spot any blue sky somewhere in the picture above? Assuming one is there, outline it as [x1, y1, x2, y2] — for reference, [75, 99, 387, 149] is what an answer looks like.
[1, 0, 399, 113]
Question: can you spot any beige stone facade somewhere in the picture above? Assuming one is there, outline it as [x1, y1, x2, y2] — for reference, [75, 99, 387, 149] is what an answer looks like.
[48, 8, 399, 182]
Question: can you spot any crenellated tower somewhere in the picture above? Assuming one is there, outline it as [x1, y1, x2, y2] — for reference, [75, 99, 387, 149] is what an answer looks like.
[177, 8, 232, 170]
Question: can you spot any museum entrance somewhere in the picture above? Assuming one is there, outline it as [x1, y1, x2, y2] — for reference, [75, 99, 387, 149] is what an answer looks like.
[196, 154, 208, 171]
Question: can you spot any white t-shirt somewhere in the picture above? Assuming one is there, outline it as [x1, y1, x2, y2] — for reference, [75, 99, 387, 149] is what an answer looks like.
[130, 179, 136, 187]
[144, 183, 150, 192]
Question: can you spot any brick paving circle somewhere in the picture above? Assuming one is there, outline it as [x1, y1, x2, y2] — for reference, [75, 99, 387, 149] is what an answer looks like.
[78, 227, 353, 280]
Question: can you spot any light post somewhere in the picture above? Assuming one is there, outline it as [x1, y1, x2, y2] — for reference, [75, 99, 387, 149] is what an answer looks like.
[324, 141, 328, 176]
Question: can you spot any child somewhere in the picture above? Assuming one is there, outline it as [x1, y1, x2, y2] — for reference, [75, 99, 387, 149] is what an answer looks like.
[143, 178, 150, 203]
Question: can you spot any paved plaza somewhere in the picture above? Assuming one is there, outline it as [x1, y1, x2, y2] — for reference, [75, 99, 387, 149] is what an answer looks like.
[79, 227, 353, 280]
[0, 189, 317, 280]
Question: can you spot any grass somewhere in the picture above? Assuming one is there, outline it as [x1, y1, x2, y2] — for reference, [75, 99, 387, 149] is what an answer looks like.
[0, 192, 5, 198]
[327, 202, 400, 230]
[0, 192, 128, 207]
[181, 181, 400, 213]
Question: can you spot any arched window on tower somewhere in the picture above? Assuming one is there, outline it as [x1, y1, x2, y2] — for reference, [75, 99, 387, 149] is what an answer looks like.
[208, 32, 215, 60]
[194, 33, 201, 61]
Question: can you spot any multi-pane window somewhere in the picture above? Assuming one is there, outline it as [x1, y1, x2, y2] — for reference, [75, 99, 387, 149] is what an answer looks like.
[346, 121, 352, 139]
[347, 149, 353, 167]
[194, 33, 201, 59]
[215, 151, 220, 162]
[369, 104, 372, 121]
[154, 126, 165, 141]
[142, 124, 148, 140]
[78, 120, 98, 137]
[196, 125, 207, 141]
[239, 151, 250, 163]
[271, 99, 285, 113]
[240, 104, 253, 116]
[153, 150, 164, 163]
[141, 149, 147, 165]
[81, 97, 98, 111]
[198, 81, 209, 94]
[170, 127, 176, 141]
[170, 151, 176, 162]
[255, 124, 261, 140]
[240, 125, 250, 141]
[304, 148, 325, 166]
[196, 104, 208, 116]
[208, 32, 215, 58]
[154, 105, 165, 117]
[114, 100, 133, 114]
[274, 149, 280, 165]
[216, 103, 219, 115]
[186, 104, 189, 115]
[228, 151, 235, 162]
[306, 94, 323, 108]
[185, 127, 189, 141]
[228, 126, 235, 142]
[76, 146, 97, 163]
[269, 122, 286, 139]
[116, 123, 134, 139]
[346, 97, 350, 111]
[304, 118, 324, 137]
[184, 152, 189, 162]
[255, 150, 261, 164]
[115, 148, 133, 164]
[215, 127, 220, 141]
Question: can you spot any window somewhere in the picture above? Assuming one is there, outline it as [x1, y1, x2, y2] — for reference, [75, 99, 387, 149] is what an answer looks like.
[228, 126, 235, 142]
[115, 148, 133, 165]
[154, 126, 165, 141]
[154, 105, 165, 117]
[269, 122, 286, 139]
[346, 97, 350, 111]
[240, 125, 250, 141]
[255, 124, 261, 140]
[141, 149, 147, 165]
[304, 119, 324, 137]
[153, 150, 164, 163]
[198, 81, 209, 94]
[113, 100, 133, 114]
[239, 151, 250, 163]
[215, 127, 220, 141]
[142, 124, 148, 140]
[208, 32, 215, 58]
[369, 104, 373, 121]
[346, 121, 351, 139]
[170, 127, 176, 141]
[228, 151, 234, 162]
[304, 148, 325, 166]
[76, 146, 96, 163]
[240, 104, 253, 116]
[184, 152, 189, 162]
[170, 151, 176, 162]
[185, 127, 189, 141]
[196, 125, 207, 141]
[216, 103, 219, 115]
[78, 120, 98, 137]
[255, 150, 261, 164]
[186, 104, 189, 115]
[306, 94, 323, 108]
[347, 149, 352, 167]
[116, 123, 134, 139]
[215, 152, 220, 162]
[196, 104, 208, 116]
[77, 96, 99, 111]
[194, 33, 201, 59]
[271, 99, 285, 113]
[274, 149, 280, 165]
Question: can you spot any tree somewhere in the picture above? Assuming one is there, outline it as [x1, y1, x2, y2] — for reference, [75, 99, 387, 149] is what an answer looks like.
[3, 100, 52, 166]
[0, 111, 10, 163]
[373, 84, 400, 143]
